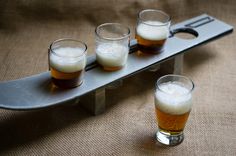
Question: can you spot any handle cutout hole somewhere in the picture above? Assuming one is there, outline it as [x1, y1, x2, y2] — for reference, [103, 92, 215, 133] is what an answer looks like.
[172, 28, 198, 40]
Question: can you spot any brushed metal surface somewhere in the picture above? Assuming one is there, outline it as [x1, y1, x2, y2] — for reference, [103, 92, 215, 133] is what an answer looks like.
[0, 14, 233, 110]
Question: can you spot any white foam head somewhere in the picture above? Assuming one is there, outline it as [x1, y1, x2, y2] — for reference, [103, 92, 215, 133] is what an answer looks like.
[96, 43, 129, 67]
[155, 82, 192, 115]
[50, 47, 86, 73]
[137, 21, 169, 41]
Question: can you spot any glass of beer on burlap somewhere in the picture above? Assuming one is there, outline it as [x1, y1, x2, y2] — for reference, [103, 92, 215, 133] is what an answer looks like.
[49, 38, 87, 88]
[135, 9, 171, 54]
[155, 75, 194, 146]
[95, 23, 130, 71]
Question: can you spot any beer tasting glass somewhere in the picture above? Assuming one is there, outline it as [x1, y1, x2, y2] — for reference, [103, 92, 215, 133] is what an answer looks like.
[155, 75, 194, 146]
[95, 23, 130, 71]
[136, 9, 171, 54]
[49, 38, 87, 88]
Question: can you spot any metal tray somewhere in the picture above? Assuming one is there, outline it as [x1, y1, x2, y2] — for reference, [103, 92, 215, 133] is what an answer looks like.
[0, 14, 233, 114]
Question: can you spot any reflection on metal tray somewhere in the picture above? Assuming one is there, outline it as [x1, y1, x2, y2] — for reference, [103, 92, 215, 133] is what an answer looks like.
[0, 14, 233, 114]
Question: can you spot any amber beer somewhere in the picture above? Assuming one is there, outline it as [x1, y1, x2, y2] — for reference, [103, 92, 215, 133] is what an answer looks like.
[135, 22, 168, 53]
[155, 82, 192, 133]
[49, 39, 87, 88]
[50, 66, 84, 88]
[155, 107, 190, 134]
[136, 9, 170, 54]
[155, 75, 194, 146]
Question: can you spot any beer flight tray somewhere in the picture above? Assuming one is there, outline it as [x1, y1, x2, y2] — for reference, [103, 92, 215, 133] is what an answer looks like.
[0, 14, 233, 115]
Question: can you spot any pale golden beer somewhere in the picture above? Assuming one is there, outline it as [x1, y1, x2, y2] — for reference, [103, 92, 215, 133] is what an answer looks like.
[155, 107, 190, 134]
[155, 75, 194, 146]
[136, 9, 170, 54]
[95, 23, 130, 71]
[49, 39, 87, 88]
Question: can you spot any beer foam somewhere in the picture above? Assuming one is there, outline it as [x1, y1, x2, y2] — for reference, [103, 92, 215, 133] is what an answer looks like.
[50, 47, 86, 73]
[137, 21, 169, 41]
[155, 82, 192, 115]
[96, 43, 128, 67]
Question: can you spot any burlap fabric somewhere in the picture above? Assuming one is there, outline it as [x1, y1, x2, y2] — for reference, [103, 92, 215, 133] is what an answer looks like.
[0, 0, 235, 155]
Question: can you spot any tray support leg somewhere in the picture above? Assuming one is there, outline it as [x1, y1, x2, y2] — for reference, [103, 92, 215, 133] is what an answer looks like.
[80, 54, 183, 115]
[79, 87, 106, 115]
[174, 54, 184, 75]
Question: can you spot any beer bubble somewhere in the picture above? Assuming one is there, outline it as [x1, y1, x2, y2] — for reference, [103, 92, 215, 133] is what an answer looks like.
[96, 43, 128, 68]
[137, 21, 169, 41]
[50, 47, 86, 73]
[155, 82, 192, 115]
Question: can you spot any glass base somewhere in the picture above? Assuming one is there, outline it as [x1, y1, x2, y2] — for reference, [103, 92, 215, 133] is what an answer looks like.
[156, 129, 184, 146]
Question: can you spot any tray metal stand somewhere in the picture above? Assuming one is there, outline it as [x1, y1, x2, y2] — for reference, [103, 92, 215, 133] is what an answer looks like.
[0, 14, 233, 115]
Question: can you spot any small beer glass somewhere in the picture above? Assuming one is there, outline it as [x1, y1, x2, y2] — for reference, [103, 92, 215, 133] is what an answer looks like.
[95, 23, 130, 71]
[155, 75, 194, 146]
[49, 38, 87, 88]
[135, 9, 171, 54]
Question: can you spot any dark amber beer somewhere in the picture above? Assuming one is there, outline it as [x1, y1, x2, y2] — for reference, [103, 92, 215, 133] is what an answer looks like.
[135, 22, 168, 53]
[49, 39, 87, 88]
[135, 9, 170, 53]
[155, 75, 194, 146]
[50, 67, 84, 88]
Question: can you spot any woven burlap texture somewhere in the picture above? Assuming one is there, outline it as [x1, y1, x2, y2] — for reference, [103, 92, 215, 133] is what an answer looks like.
[0, 0, 236, 155]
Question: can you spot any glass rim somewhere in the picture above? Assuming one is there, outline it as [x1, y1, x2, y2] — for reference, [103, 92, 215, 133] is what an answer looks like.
[95, 23, 131, 41]
[49, 38, 87, 58]
[138, 9, 171, 26]
[156, 74, 195, 95]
